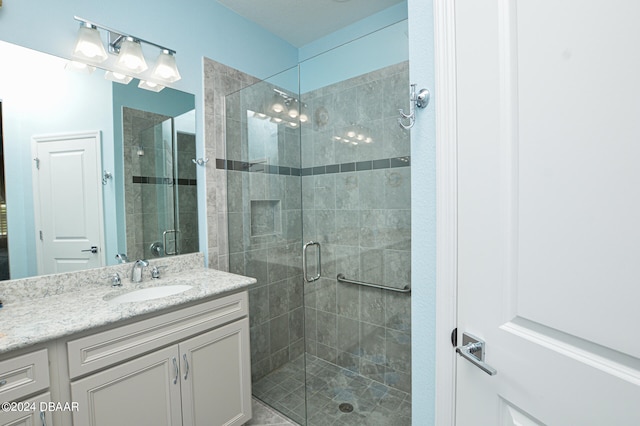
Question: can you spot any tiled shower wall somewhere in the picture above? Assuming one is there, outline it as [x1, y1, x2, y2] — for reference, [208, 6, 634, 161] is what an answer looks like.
[123, 107, 170, 261]
[123, 107, 198, 260]
[203, 58, 411, 393]
[221, 77, 305, 381]
[202, 59, 299, 381]
[301, 61, 412, 393]
[202, 58, 259, 272]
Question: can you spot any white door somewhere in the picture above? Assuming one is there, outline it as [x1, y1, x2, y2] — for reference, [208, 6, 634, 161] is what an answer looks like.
[32, 132, 105, 274]
[454, 0, 640, 424]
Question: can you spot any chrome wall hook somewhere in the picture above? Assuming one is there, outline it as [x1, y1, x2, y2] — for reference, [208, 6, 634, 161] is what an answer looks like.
[102, 170, 113, 185]
[398, 84, 430, 130]
[191, 158, 209, 166]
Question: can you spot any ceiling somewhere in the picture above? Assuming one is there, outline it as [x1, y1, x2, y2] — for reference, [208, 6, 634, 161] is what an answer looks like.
[216, 0, 405, 47]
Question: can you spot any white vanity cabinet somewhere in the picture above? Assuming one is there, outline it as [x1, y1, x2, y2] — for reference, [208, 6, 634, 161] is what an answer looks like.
[0, 349, 52, 426]
[0, 393, 52, 426]
[66, 291, 252, 426]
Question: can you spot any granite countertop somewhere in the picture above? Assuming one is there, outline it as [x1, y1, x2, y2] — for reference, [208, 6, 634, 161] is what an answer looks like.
[0, 267, 256, 355]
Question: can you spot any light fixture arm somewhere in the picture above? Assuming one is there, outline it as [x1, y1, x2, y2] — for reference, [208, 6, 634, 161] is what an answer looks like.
[73, 16, 177, 55]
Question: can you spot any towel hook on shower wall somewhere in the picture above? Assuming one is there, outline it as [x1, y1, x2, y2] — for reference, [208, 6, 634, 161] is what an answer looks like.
[192, 158, 209, 166]
[398, 84, 430, 130]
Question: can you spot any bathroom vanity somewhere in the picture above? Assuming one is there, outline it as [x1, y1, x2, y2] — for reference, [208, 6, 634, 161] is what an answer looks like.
[0, 254, 255, 426]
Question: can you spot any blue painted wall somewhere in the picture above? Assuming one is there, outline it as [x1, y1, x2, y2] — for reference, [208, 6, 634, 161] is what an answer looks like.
[408, 0, 437, 424]
[299, 2, 408, 62]
[0, 41, 113, 278]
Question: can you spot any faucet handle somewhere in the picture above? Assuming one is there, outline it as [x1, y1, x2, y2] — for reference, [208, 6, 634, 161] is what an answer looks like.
[101, 272, 122, 287]
[150, 265, 166, 279]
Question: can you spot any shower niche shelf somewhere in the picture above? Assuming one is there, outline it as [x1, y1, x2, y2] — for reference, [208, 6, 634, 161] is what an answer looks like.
[250, 200, 282, 237]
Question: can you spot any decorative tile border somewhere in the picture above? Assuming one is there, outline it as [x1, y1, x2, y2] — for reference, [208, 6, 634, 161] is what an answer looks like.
[132, 176, 197, 186]
[215, 156, 410, 176]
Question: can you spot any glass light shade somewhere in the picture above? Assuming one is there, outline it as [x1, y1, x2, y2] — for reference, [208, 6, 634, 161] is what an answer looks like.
[105, 71, 133, 84]
[72, 25, 108, 63]
[299, 103, 309, 123]
[287, 99, 299, 118]
[65, 60, 96, 74]
[271, 93, 286, 114]
[150, 50, 181, 83]
[138, 80, 165, 92]
[116, 37, 148, 73]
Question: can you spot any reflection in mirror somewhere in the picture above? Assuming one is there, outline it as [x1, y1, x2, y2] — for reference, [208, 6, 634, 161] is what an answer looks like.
[0, 101, 7, 280]
[122, 107, 197, 261]
[0, 40, 197, 281]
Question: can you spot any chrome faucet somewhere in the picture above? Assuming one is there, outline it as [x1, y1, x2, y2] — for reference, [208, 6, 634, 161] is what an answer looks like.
[115, 253, 129, 264]
[131, 259, 149, 283]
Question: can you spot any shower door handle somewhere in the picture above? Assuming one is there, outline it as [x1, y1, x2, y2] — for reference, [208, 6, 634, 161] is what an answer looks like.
[163, 230, 180, 256]
[303, 241, 321, 283]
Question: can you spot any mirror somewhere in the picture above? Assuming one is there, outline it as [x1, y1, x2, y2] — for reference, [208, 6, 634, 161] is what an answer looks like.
[0, 40, 197, 280]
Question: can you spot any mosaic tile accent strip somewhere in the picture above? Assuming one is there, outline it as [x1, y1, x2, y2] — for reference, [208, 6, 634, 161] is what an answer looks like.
[215, 156, 410, 176]
[132, 176, 197, 186]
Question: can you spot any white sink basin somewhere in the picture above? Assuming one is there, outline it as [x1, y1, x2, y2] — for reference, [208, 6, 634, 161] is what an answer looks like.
[106, 285, 193, 304]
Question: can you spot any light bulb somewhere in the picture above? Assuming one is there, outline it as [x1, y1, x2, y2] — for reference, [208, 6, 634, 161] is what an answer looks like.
[150, 49, 181, 83]
[72, 24, 108, 64]
[105, 71, 133, 84]
[116, 37, 148, 73]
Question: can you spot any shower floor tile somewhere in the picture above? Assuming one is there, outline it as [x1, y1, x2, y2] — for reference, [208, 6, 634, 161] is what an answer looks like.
[252, 355, 411, 426]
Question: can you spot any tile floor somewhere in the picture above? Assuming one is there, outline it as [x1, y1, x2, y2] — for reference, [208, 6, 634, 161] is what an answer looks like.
[245, 398, 297, 426]
[251, 355, 411, 426]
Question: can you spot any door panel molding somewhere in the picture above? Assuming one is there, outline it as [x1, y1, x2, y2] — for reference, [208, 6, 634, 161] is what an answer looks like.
[501, 318, 640, 385]
[31, 131, 105, 274]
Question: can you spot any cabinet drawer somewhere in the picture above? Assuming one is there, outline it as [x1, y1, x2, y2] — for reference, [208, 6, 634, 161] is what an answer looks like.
[67, 291, 248, 379]
[0, 349, 49, 403]
[0, 392, 52, 426]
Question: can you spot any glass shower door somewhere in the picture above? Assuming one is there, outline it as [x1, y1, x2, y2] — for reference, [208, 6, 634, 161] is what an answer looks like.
[225, 66, 308, 423]
[226, 19, 412, 426]
[137, 118, 178, 259]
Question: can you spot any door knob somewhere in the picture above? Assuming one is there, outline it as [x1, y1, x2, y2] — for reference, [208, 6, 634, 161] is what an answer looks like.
[456, 332, 497, 376]
[81, 246, 98, 254]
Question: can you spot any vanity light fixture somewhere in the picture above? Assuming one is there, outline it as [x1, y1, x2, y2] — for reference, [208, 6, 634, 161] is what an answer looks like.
[270, 92, 286, 114]
[104, 70, 133, 84]
[115, 37, 147, 73]
[138, 80, 165, 92]
[70, 16, 181, 87]
[72, 22, 108, 64]
[299, 103, 309, 123]
[150, 50, 181, 83]
[64, 60, 97, 74]
[256, 88, 309, 127]
[287, 98, 300, 119]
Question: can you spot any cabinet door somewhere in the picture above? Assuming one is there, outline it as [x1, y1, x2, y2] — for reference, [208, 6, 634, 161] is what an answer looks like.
[179, 318, 251, 426]
[0, 392, 51, 426]
[70, 346, 182, 426]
